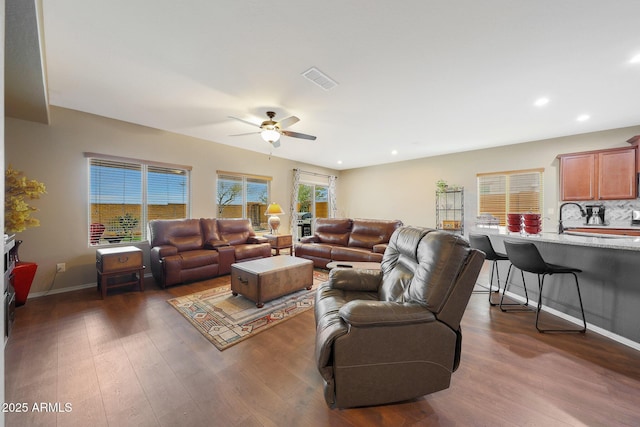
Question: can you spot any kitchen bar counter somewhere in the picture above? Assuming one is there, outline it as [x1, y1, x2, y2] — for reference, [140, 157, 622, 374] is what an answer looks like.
[471, 227, 640, 349]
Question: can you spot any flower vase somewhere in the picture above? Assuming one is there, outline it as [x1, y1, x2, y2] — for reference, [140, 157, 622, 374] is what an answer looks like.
[12, 240, 38, 306]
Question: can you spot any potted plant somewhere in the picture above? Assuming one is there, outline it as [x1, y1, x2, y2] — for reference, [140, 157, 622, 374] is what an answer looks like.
[5, 166, 46, 305]
[436, 179, 448, 194]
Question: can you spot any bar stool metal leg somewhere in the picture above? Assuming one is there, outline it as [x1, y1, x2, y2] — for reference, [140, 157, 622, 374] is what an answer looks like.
[499, 264, 531, 312]
[535, 272, 587, 333]
[487, 259, 503, 306]
[468, 234, 510, 306]
[473, 259, 501, 300]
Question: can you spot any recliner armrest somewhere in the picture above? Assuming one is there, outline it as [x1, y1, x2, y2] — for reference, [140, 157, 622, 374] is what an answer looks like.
[299, 236, 319, 243]
[327, 268, 382, 292]
[204, 239, 229, 249]
[247, 236, 268, 244]
[152, 244, 178, 258]
[339, 301, 436, 327]
[372, 243, 388, 254]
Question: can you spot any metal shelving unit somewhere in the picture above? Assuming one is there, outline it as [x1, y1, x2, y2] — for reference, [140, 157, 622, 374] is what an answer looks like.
[436, 187, 464, 235]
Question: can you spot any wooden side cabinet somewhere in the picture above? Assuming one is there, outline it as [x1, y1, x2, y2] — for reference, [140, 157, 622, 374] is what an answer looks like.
[559, 146, 637, 201]
[96, 246, 145, 299]
[264, 234, 293, 256]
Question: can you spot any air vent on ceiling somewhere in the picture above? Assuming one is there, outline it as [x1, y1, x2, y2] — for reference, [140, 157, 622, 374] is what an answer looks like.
[302, 67, 338, 91]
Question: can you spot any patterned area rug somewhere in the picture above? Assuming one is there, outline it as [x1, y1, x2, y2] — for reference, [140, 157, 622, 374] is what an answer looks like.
[167, 269, 328, 351]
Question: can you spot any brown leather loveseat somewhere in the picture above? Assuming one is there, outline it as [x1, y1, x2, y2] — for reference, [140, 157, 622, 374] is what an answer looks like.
[295, 218, 403, 268]
[149, 218, 272, 287]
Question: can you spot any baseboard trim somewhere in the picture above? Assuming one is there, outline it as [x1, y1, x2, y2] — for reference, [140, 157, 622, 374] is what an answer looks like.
[27, 273, 154, 299]
[503, 291, 640, 352]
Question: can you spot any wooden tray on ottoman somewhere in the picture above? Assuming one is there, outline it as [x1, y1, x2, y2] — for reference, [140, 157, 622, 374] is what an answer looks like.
[231, 256, 314, 308]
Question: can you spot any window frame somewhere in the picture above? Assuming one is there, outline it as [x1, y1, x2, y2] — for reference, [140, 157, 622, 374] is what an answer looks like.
[477, 168, 544, 226]
[86, 153, 191, 246]
[216, 171, 272, 232]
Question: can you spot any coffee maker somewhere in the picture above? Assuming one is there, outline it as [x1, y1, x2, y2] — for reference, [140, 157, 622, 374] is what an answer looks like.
[585, 204, 606, 225]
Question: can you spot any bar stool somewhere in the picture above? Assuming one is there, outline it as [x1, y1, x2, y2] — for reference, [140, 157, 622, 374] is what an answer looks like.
[503, 241, 587, 333]
[468, 234, 511, 306]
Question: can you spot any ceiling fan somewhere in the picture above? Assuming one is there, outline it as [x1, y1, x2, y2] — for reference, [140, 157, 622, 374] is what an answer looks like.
[229, 111, 316, 148]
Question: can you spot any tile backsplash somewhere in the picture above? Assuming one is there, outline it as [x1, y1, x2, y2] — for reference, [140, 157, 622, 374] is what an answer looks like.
[559, 199, 640, 227]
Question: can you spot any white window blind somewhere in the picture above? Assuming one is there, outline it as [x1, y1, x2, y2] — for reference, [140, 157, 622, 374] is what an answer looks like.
[478, 169, 543, 226]
[148, 166, 189, 221]
[89, 157, 190, 245]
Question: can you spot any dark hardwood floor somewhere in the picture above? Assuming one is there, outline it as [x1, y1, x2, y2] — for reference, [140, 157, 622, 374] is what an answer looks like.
[5, 265, 640, 426]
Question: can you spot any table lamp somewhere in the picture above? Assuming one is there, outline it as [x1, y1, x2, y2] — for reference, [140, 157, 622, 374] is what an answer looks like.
[265, 203, 285, 234]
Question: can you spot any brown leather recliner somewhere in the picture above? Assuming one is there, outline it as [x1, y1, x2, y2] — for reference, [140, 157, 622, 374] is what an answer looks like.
[314, 226, 485, 408]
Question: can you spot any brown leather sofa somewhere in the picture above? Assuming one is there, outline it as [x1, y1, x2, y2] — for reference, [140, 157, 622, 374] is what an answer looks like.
[295, 218, 403, 268]
[149, 218, 272, 287]
[314, 226, 485, 408]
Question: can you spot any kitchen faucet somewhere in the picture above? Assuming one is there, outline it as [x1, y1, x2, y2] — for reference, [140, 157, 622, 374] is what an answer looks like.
[558, 202, 586, 234]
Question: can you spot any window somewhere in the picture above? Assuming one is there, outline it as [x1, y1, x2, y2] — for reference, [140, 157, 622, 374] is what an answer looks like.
[478, 169, 543, 226]
[88, 155, 190, 245]
[216, 172, 271, 232]
[297, 184, 329, 220]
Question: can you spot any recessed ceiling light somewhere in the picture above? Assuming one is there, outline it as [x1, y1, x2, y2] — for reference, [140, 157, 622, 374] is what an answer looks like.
[576, 114, 590, 122]
[629, 53, 640, 64]
[337, 160, 343, 165]
[391, 150, 398, 155]
[534, 97, 550, 107]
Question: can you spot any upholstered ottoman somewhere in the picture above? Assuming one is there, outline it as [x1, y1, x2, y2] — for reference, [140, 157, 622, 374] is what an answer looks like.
[231, 256, 313, 308]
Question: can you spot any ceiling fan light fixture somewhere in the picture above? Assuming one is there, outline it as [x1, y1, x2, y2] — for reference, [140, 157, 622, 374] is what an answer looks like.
[261, 127, 281, 143]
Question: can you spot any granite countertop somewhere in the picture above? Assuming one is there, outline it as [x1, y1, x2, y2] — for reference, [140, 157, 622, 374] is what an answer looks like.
[472, 227, 640, 252]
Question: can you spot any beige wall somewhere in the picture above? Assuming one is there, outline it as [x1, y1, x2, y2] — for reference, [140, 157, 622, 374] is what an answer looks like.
[337, 125, 640, 231]
[5, 107, 337, 294]
[6, 106, 640, 296]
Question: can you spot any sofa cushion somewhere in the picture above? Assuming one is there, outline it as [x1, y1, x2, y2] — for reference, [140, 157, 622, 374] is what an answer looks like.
[348, 219, 403, 249]
[379, 227, 430, 302]
[217, 218, 254, 245]
[163, 249, 218, 271]
[233, 243, 272, 261]
[314, 218, 352, 246]
[168, 235, 204, 252]
[331, 246, 384, 263]
[296, 243, 333, 259]
[179, 249, 220, 269]
[200, 218, 221, 242]
[149, 218, 202, 248]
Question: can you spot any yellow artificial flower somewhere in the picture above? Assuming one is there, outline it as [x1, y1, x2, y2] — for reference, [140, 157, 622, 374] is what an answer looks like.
[4, 166, 46, 233]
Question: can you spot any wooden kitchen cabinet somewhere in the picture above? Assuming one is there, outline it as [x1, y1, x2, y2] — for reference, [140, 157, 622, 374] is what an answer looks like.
[560, 153, 596, 200]
[559, 146, 637, 201]
[598, 148, 637, 199]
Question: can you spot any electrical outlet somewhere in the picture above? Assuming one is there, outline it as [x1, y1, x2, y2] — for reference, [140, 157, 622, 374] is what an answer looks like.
[56, 263, 66, 273]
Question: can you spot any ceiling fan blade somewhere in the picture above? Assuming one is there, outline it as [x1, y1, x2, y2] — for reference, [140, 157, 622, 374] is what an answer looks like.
[272, 139, 281, 148]
[277, 116, 300, 129]
[228, 116, 261, 128]
[281, 130, 317, 140]
[229, 131, 260, 136]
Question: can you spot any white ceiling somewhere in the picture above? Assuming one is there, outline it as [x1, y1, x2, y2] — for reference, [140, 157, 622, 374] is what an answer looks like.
[19, 1, 640, 169]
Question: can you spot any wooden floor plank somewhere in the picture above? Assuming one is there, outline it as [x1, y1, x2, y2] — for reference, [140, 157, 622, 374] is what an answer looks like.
[5, 266, 640, 426]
